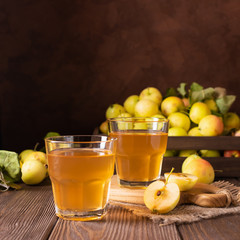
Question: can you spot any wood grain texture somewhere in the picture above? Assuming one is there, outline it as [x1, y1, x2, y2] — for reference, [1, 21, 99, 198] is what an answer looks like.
[178, 214, 240, 240]
[49, 206, 181, 240]
[0, 180, 57, 240]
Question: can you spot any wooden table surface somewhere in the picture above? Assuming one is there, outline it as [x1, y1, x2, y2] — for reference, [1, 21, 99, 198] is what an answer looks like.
[1, 177, 240, 240]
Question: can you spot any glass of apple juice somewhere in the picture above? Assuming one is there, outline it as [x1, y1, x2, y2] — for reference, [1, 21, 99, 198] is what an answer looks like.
[108, 117, 169, 189]
[45, 135, 116, 221]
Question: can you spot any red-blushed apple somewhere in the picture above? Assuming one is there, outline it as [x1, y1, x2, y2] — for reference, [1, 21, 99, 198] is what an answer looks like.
[164, 172, 198, 191]
[123, 95, 139, 115]
[223, 150, 240, 157]
[182, 158, 215, 184]
[223, 112, 240, 131]
[161, 96, 185, 117]
[134, 99, 159, 117]
[189, 102, 211, 124]
[106, 104, 126, 119]
[198, 115, 224, 136]
[139, 87, 162, 106]
[234, 129, 240, 136]
[181, 154, 201, 172]
[168, 112, 191, 132]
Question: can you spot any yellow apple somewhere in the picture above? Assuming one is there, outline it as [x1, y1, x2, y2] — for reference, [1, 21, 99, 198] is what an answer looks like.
[168, 112, 191, 132]
[134, 99, 159, 117]
[19, 149, 34, 163]
[188, 127, 203, 136]
[204, 99, 219, 112]
[223, 112, 240, 131]
[200, 150, 221, 157]
[123, 95, 139, 115]
[21, 160, 47, 185]
[106, 104, 126, 119]
[144, 180, 180, 214]
[189, 102, 211, 124]
[24, 151, 47, 165]
[182, 158, 215, 184]
[181, 154, 201, 171]
[99, 120, 109, 134]
[164, 172, 198, 191]
[199, 115, 224, 136]
[161, 96, 185, 117]
[178, 150, 197, 157]
[139, 87, 162, 106]
[168, 127, 188, 136]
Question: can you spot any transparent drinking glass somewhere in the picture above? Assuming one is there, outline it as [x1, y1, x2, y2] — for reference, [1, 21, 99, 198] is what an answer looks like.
[45, 135, 116, 221]
[108, 117, 169, 188]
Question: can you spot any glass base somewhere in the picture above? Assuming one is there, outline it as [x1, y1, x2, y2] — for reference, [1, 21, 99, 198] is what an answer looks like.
[55, 205, 108, 221]
[118, 177, 159, 189]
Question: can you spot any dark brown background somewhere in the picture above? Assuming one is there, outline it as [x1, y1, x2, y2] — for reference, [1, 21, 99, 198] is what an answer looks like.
[0, 0, 240, 152]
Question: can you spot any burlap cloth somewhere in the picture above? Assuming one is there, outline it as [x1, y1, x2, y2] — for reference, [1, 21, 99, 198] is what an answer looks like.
[109, 180, 240, 226]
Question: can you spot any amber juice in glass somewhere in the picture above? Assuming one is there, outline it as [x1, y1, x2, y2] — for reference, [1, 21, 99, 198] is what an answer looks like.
[45, 136, 116, 221]
[109, 118, 169, 188]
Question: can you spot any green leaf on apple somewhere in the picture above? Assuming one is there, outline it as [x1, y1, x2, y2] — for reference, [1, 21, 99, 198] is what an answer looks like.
[216, 95, 236, 114]
[165, 88, 178, 98]
[190, 87, 215, 104]
[177, 83, 187, 97]
[190, 82, 203, 92]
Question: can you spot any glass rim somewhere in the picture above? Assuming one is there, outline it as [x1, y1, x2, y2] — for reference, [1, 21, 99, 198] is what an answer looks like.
[45, 135, 116, 144]
[108, 117, 169, 123]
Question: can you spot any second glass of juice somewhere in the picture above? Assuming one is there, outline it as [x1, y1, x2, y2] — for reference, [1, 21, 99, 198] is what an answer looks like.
[45, 135, 116, 221]
[108, 117, 169, 188]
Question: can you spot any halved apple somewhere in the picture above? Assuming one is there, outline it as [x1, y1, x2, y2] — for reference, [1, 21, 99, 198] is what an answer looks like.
[164, 172, 198, 191]
[144, 180, 180, 214]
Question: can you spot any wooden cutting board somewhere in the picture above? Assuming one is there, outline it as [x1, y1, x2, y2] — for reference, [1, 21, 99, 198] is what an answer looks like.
[110, 175, 231, 208]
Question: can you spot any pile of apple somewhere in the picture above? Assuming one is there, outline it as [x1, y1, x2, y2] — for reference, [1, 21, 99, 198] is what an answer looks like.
[19, 149, 48, 185]
[144, 154, 215, 214]
[99, 83, 240, 157]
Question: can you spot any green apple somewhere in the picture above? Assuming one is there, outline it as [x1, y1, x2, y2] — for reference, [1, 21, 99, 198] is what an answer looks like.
[123, 95, 139, 115]
[161, 96, 185, 117]
[106, 104, 126, 119]
[99, 120, 108, 134]
[188, 127, 203, 136]
[139, 87, 162, 106]
[200, 150, 221, 157]
[164, 172, 198, 191]
[168, 127, 188, 136]
[24, 151, 47, 165]
[223, 112, 240, 131]
[189, 102, 211, 124]
[204, 99, 219, 112]
[134, 99, 159, 117]
[182, 158, 215, 184]
[168, 112, 191, 132]
[179, 150, 197, 157]
[144, 180, 180, 214]
[164, 150, 178, 157]
[199, 115, 224, 136]
[21, 160, 47, 185]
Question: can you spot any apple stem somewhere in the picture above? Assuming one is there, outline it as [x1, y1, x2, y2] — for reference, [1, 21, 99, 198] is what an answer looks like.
[34, 142, 39, 151]
[165, 167, 175, 185]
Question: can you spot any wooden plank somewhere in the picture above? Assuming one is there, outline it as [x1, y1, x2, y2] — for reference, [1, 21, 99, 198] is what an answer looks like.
[162, 157, 240, 177]
[49, 206, 181, 240]
[178, 214, 240, 240]
[167, 136, 240, 150]
[0, 179, 57, 240]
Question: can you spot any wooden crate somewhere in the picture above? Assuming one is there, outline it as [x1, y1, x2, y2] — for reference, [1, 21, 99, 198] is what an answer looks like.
[163, 136, 240, 177]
